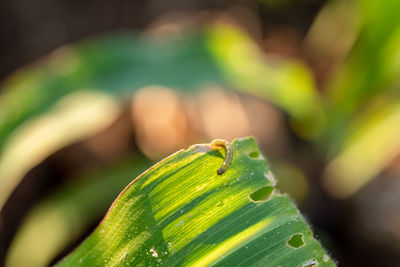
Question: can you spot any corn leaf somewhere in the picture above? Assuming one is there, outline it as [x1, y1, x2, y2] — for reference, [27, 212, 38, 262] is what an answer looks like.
[5, 156, 150, 267]
[58, 137, 334, 266]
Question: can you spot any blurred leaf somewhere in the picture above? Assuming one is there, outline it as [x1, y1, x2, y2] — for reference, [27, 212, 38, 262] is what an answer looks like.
[324, 0, 400, 145]
[6, 155, 151, 267]
[317, 0, 400, 198]
[207, 24, 325, 139]
[0, 91, 121, 211]
[58, 138, 334, 266]
[0, 30, 226, 211]
[323, 100, 400, 198]
[0, 32, 225, 153]
[0, 24, 324, 211]
[304, 0, 360, 67]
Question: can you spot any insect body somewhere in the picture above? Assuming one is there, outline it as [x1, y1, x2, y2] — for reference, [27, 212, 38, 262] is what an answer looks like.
[210, 139, 233, 175]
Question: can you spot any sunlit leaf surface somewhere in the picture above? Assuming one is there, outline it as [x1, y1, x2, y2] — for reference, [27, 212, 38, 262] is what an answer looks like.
[58, 138, 333, 266]
[5, 156, 150, 267]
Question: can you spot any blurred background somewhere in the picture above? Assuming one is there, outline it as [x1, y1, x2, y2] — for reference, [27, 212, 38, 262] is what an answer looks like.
[1, 0, 400, 266]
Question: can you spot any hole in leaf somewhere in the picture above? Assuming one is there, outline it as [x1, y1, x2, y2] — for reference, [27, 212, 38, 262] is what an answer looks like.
[302, 259, 319, 267]
[287, 233, 304, 248]
[249, 186, 274, 202]
[249, 151, 259, 158]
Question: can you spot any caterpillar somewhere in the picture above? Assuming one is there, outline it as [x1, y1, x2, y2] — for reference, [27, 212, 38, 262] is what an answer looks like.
[210, 139, 233, 175]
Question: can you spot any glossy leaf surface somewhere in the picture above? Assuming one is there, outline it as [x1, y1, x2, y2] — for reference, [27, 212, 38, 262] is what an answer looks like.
[58, 138, 333, 266]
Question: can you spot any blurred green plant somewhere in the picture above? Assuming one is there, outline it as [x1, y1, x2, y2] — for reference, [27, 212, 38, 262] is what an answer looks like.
[0, 21, 329, 266]
[3, 0, 400, 264]
[5, 155, 150, 267]
[57, 138, 334, 266]
[0, 23, 322, 211]
[0, 31, 225, 210]
[319, 0, 400, 198]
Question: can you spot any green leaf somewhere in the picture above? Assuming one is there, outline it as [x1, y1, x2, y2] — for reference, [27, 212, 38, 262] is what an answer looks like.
[324, 0, 400, 145]
[308, 0, 400, 198]
[207, 24, 325, 139]
[323, 101, 400, 198]
[58, 137, 334, 266]
[0, 32, 225, 152]
[0, 31, 226, 210]
[0, 25, 323, 210]
[5, 155, 150, 267]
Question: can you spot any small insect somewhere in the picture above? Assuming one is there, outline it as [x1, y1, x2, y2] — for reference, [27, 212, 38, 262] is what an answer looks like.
[210, 139, 233, 175]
